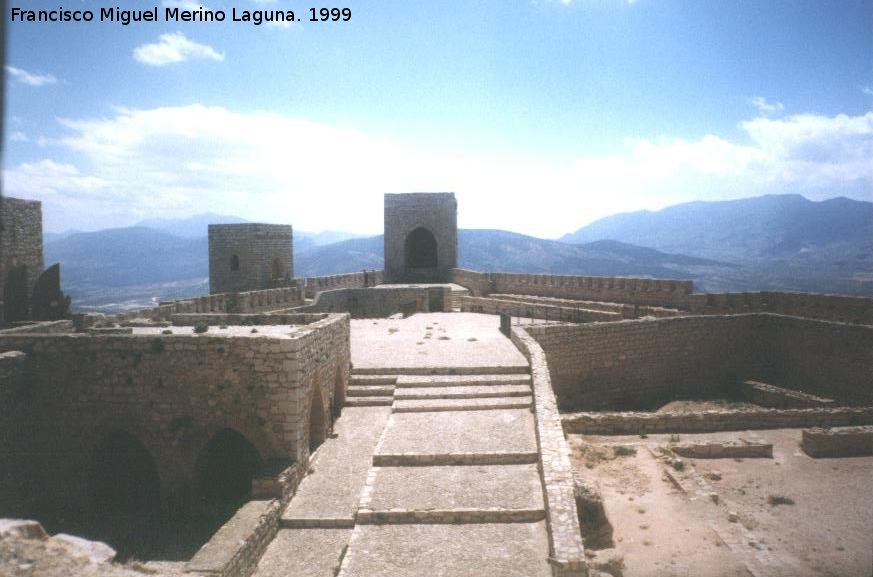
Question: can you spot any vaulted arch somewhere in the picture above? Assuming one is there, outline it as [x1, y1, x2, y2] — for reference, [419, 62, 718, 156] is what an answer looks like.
[404, 227, 438, 269]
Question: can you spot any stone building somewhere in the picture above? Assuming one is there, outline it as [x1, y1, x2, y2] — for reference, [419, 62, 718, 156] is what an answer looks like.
[384, 193, 457, 283]
[208, 224, 294, 294]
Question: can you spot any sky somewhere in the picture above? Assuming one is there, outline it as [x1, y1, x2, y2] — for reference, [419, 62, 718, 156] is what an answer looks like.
[3, 0, 872, 237]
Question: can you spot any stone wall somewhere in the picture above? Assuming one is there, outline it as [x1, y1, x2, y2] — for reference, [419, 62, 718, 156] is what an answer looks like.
[526, 314, 873, 412]
[450, 269, 693, 308]
[293, 286, 452, 318]
[301, 270, 383, 299]
[209, 224, 294, 294]
[688, 291, 873, 325]
[801, 427, 873, 458]
[384, 193, 457, 283]
[563, 407, 873, 435]
[0, 197, 44, 323]
[458, 295, 621, 323]
[0, 351, 32, 516]
[0, 313, 349, 521]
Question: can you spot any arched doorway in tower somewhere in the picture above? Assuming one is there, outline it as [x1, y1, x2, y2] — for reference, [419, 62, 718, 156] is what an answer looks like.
[309, 388, 326, 454]
[404, 227, 438, 269]
[195, 428, 262, 518]
[91, 429, 161, 559]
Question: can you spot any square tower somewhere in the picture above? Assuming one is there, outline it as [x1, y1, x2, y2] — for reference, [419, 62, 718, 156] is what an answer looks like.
[0, 197, 44, 323]
[208, 223, 293, 294]
[384, 193, 458, 283]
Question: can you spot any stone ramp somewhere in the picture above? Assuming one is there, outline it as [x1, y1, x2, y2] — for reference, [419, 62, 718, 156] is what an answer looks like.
[357, 464, 545, 523]
[337, 522, 553, 577]
[281, 406, 390, 528]
[253, 528, 350, 577]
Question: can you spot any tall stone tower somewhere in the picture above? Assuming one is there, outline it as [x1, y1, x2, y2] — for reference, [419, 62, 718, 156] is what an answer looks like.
[384, 193, 458, 283]
[0, 197, 44, 323]
[208, 224, 293, 294]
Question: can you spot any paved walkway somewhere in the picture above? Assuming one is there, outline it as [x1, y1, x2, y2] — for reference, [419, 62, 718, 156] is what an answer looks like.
[256, 313, 553, 577]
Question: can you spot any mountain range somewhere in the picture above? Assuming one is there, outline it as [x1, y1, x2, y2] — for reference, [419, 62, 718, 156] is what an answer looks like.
[42, 194, 872, 312]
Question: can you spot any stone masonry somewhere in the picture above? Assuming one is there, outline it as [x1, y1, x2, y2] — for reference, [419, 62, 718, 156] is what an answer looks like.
[209, 224, 294, 294]
[0, 197, 44, 323]
[384, 193, 457, 283]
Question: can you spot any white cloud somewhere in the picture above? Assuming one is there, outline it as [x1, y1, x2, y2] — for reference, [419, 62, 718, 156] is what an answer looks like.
[6, 65, 58, 86]
[9, 131, 29, 142]
[133, 32, 224, 66]
[863, 86, 873, 97]
[4, 106, 871, 236]
[750, 96, 784, 116]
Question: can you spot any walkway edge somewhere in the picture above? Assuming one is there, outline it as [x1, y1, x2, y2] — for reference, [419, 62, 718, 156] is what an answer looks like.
[511, 328, 589, 577]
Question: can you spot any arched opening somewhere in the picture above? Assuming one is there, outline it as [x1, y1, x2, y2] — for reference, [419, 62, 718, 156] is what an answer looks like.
[91, 429, 161, 559]
[230, 254, 240, 271]
[271, 257, 283, 280]
[332, 367, 345, 419]
[3, 264, 29, 323]
[404, 227, 438, 269]
[195, 428, 261, 518]
[309, 389, 326, 454]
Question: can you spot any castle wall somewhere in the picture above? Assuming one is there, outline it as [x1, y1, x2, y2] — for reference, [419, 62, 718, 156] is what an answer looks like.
[209, 224, 293, 294]
[688, 291, 873, 325]
[526, 314, 873, 411]
[0, 313, 349, 520]
[301, 270, 383, 299]
[293, 286, 452, 318]
[384, 193, 457, 283]
[0, 197, 44, 321]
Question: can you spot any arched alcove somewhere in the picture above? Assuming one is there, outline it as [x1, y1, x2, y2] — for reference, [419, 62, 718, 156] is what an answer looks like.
[271, 257, 283, 280]
[309, 389, 326, 454]
[230, 254, 240, 271]
[195, 428, 261, 516]
[404, 227, 438, 269]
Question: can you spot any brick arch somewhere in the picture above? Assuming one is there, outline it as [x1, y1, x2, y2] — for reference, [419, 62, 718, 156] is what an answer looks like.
[194, 427, 262, 515]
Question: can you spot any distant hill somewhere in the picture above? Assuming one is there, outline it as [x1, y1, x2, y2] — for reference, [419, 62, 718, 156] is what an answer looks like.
[559, 194, 872, 295]
[294, 230, 734, 286]
[135, 213, 249, 238]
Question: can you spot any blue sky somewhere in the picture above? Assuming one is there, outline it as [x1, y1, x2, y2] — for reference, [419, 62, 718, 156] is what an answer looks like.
[4, 0, 872, 235]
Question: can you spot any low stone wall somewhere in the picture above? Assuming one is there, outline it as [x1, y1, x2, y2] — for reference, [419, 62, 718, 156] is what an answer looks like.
[490, 294, 680, 318]
[562, 406, 873, 435]
[170, 313, 329, 326]
[511, 328, 587, 577]
[293, 286, 451, 318]
[0, 351, 32, 516]
[801, 427, 873, 458]
[671, 441, 773, 459]
[742, 380, 834, 409]
[0, 320, 74, 334]
[458, 295, 620, 323]
[301, 271, 383, 299]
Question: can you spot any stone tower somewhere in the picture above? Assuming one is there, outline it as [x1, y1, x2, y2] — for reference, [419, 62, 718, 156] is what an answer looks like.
[384, 193, 458, 283]
[208, 224, 293, 294]
[0, 197, 44, 323]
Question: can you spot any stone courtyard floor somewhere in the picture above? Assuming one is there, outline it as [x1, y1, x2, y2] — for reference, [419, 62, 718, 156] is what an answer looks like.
[255, 312, 552, 577]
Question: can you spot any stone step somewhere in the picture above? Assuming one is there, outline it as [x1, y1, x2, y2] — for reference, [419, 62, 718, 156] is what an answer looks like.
[395, 374, 531, 388]
[346, 396, 394, 407]
[392, 397, 532, 412]
[252, 528, 351, 577]
[350, 374, 398, 386]
[356, 508, 545, 524]
[394, 384, 531, 400]
[351, 366, 529, 376]
[347, 385, 396, 397]
[280, 517, 355, 529]
[372, 451, 539, 467]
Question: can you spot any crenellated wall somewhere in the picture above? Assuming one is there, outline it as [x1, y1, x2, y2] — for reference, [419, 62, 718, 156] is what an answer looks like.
[292, 285, 452, 318]
[688, 291, 873, 325]
[301, 270, 383, 299]
[458, 295, 621, 323]
[526, 314, 873, 411]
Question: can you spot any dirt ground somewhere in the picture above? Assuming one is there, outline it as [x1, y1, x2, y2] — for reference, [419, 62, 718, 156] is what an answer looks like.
[569, 429, 873, 577]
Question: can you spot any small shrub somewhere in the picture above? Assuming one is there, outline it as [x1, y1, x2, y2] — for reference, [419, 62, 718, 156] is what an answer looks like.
[613, 445, 637, 457]
[467, 337, 478, 342]
[193, 321, 209, 334]
[219, 324, 228, 329]
[767, 495, 795, 506]
[161, 329, 173, 335]
[438, 336, 450, 341]
[251, 328, 259, 334]
[669, 433, 681, 443]
[388, 328, 399, 334]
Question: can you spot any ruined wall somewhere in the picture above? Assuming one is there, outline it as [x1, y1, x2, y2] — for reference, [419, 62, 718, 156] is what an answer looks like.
[527, 314, 873, 411]
[688, 291, 873, 325]
[384, 193, 457, 283]
[209, 224, 294, 294]
[0, 197, 44, 322]
[458, 295, 621, 323]
[0, 313, 349, 520]
[525, 315, 767, 411]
